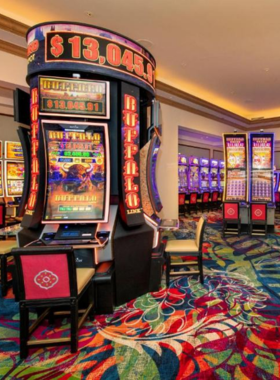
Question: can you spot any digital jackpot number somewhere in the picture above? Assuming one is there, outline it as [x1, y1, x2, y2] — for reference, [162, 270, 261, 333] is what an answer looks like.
[48, 33, 155, 86]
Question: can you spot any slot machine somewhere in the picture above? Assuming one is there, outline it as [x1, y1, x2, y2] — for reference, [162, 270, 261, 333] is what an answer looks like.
[248, 132, 275, 231]
[188, 156, 200, 192]
[223, 133, 249, 225]
[199, 157, 210, 192]
[18, 21, 158, 307]
[209, 159, 219, 191]
[178, 154, 188, 193]
[219, 160, 225, 192]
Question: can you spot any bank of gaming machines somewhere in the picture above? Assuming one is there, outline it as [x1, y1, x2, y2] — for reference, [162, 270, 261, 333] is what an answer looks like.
[199, 157, 210, 192]
[188, 156, 200, 192]
[17, 22, 160, 308]
[223, 132, 275, 230]
[178, 154, 188, 193]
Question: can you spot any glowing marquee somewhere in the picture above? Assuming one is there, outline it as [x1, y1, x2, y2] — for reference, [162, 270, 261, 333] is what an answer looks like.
[120, 84, 144, 226]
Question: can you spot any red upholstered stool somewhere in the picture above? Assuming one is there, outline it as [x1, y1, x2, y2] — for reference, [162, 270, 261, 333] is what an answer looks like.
[222, 202, 241, 237]
[250, 203, 267, 237]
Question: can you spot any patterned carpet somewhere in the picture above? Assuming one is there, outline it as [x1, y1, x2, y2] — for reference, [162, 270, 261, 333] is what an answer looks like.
[1, 211, 280, 379]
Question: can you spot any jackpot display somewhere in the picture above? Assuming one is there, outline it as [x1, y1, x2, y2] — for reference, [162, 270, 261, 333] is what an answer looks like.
[199, 158, 210, 190]
[5, 141, 24, 160]
[42, 121, 109, 223]
[178, 154, 188, 192]
[210, 159, 219, 189]
[188, 156, 199, 191]
[223, 134, 248, 202]
[0, 161, 3, 197]
[39, 77, 109, 118]
[5, 161, 25, 197]
[249, 133, 274, 202]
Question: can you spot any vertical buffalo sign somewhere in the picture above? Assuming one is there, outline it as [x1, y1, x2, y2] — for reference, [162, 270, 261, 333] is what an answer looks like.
[120, 82, 145, 226]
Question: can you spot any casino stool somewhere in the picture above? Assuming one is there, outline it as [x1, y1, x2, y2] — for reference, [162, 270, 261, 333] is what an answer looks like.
[222, 202, 241, 237]
[0, 204, 6, 229]
[93, 261, 115, 315]
[250, 203, 267, 237]
[185, 192, 198, 215]
[275, 192, 280, 213]
[197, 192, 210, 212]
[0, 240, 18, 297]
[178, 193, 186, 216]
[12, 246, 95, 359]
[164, 216, 206, 286]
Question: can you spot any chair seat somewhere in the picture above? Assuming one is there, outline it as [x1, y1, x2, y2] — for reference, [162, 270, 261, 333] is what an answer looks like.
[0, 241, 18, 255]
[76, 268, 95, 295]
[165, 239, 198, 253]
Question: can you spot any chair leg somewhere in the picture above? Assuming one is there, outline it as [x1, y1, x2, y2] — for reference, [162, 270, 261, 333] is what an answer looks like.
[199, 254, 204, 284]
[1, 255, 8, 297]
[70, 299, 78, 353]
[166, 253, 170, 287]
[20, 302, 29, 359]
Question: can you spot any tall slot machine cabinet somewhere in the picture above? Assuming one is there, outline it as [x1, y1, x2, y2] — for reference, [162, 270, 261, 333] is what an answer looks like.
[178, 154, 188, 193]
[223, 133, 249, 225]
[18, 22, 158, 307]
[249, 132, 275, 231]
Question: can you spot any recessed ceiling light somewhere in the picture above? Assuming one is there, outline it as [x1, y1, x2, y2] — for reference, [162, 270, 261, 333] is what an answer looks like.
[181, 62, 187, 67]
[84, 11, 93, 17]
[245, 99, 253, 103]
[263, 68, 270, 72]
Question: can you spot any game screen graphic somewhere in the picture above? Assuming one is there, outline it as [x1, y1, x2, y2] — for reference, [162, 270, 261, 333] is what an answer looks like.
[210, 168, 218, 188]
[5, 141, 24, 160]
[43, 124, 107, 222]
[189, 166, 199, 188]
[225, 137, 246, 169]
[220, 168, 225, 187]
[189, 156, 199, 166]
[5, 161, 24, 196]
[252, 136, 272, 170]
[226, 170, 246, 201]
[251, 171, 272, 202]
[200, 167, 209, 188]
[0, 161, 3, 197]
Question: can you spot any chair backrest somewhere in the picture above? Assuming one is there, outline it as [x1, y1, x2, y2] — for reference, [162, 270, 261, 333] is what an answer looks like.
[178, 193, 186, 205]
[13, 246, 77, 301]
[223, 202, 239, 221]
[190, 192, 197, 204]
[195, 216, 206, 250]
[275, 192, 280, 203]
[250, 203, 267, 222]
[0, 204, 6, 228]
[212, 191, 219, 202]
[202, 192, 210, 203]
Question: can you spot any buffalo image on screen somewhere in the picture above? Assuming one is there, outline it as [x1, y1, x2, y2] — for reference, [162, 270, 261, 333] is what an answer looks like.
[43, 122, 107, 222]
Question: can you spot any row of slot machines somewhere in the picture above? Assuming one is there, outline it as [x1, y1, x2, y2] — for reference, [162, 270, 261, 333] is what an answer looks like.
[0, 141, 24, 201]
[223, 132, 275, 230]
[178, 155, 225, 194]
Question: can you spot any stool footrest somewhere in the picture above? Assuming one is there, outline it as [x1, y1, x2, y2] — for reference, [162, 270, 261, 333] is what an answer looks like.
[170, 270, 200, 275]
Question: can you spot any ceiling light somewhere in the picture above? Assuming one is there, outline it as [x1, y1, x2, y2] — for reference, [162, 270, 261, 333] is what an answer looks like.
[136, 39, 154, 48]
[263, 68, 270, 72]
[84, 11, 93, 17]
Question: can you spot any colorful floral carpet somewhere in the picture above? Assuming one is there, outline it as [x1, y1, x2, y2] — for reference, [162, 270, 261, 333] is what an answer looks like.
[1, 211, 280, 379]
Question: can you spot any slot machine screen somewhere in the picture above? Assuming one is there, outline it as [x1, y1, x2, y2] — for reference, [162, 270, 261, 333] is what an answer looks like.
[0, 161, 3, 197]
[211, 167, 218, 187]
[5, 141, 24, 160]
[5, 161, 25, 197]
[200, 167, 209, 187]
[42, 121, 110, 223]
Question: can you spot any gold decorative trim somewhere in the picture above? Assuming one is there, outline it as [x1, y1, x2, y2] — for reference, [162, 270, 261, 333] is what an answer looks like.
[0, 39, 26, 58]
[0, 14, 29, 37]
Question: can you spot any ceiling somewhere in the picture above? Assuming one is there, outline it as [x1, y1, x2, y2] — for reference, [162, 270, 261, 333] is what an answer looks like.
[1, 0, 280, 120]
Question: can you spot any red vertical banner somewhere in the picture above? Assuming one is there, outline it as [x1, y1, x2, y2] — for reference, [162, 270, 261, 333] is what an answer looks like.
[120, 83, 144, 226]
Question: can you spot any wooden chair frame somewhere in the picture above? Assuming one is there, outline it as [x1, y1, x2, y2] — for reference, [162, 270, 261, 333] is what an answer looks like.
[13, 246, 95, 359]
[165, 217, 206, 286]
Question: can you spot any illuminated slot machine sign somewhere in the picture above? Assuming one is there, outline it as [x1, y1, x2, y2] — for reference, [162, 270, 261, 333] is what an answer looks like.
[223, 134, 248, 202]
[199, 157, 210, 189]
[210, 159, 219, 189]
[4, 161, 25, 197]
[178, 154, 188, 192]
[188, 156, 199, 190]
[249, 133, 274, 202]
[42, 121, 110, 223]
[39, 76, 109, 118]
[0, 161, 3, 197]
[5, 141, 24, 160]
